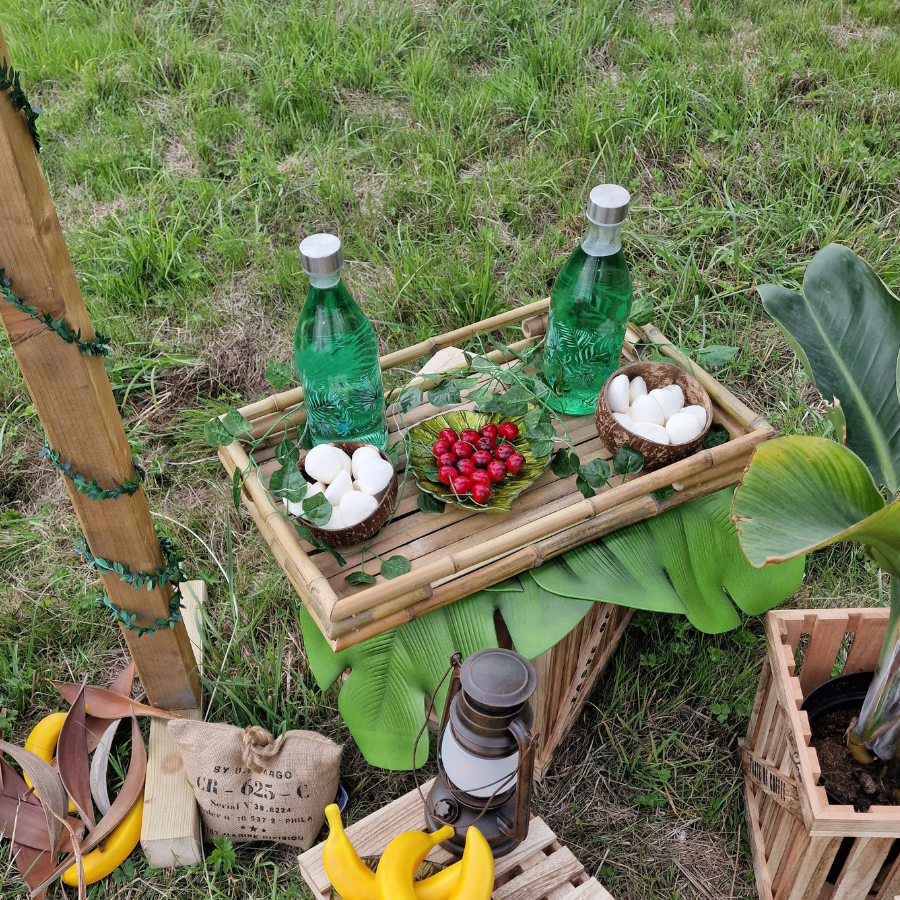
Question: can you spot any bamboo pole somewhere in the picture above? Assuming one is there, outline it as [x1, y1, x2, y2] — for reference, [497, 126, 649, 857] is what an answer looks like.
[0, 27, 199, 709]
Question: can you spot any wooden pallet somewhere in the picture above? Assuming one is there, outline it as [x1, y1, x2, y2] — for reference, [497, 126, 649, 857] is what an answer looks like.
[742, 609, 900, 900]
[298, 781, 614, 900]
[218, 301, 773, 651]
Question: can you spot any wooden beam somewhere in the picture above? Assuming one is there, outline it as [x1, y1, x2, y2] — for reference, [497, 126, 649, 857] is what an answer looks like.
[0, 25, 199, 709]
[141, 580, 205, 867]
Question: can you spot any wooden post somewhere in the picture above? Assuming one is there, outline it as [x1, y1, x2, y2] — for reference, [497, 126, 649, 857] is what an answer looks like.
[0, 25, 199, 710]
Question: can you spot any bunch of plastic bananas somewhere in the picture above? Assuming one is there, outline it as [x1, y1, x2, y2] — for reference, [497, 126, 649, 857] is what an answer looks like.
[323, 804, 494, 900]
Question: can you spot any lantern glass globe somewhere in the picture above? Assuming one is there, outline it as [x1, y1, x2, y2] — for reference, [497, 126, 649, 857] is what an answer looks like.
[440, 728, 520, 798]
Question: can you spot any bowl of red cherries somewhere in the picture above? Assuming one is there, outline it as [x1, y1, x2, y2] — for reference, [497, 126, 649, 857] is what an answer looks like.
[408, 410, 551, 513]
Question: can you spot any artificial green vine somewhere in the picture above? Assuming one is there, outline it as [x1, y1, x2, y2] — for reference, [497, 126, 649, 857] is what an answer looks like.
[40, 442, 144, 501]
[1, 270, 111, 356]
[75, 531, 185, 636]
[0, 57, 40, 151]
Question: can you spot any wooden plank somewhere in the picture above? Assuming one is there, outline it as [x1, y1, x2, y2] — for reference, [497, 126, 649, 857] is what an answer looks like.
[0, 25, 199, 711]
[830, 837, 893, 900]
[493, 846, 583, 900]
[744, 782, 776, 900]
[799, 614, 851, 697]
[875, 850, 900, 900]
[780, 836, 842, 900]
[141, 581, 205, 867]
[844, 612, 889, 674]
[566, 881, 615, 900]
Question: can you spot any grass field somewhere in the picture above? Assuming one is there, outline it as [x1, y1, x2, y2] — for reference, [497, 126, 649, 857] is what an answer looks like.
[2, 0, 899, 896]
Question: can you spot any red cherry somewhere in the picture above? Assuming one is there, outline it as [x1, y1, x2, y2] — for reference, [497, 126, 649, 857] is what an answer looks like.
[471, 470, 491, 486]
[433, 439, 452, 458]
[479, 423, 498, 442]
[472, 483, 492, 504]
[476, 436, 496, 452]
[472, 450, 493, 468]
[452, 441, 474, 460]
[506, 453, 526, 475]
[495, 443, 515, 462]
[438, 452, 458, 468]
[457, 458, 476, 477]
[459, 429, 480, 444]
[439, 428, 459, 444]
[498, 422, 519, 441]
[451, 476, 473, 496]
[487, 460, 507, 483]
[438, 465, 457, 486]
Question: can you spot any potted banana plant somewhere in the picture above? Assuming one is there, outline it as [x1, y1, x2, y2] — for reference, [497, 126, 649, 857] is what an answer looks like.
[730, 243, 900, 900]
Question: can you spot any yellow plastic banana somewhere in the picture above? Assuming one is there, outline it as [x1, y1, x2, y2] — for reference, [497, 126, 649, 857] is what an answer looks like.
[323, 804, 462, 900]
[24, 712, 77, 814]
[375, 825, 456, 900]
[446, 827, 494, 900]
[62, 791, 144, 886]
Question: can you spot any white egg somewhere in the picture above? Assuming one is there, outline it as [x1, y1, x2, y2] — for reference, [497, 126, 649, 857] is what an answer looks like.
[324, 469, 353, 506]
[629, 395, 665, 427]
[356, 456, 395, 497]
[682, 404, 708, 427]
[666, 411, 705, 445]
[649, 387, 683, 421]
[629, 421, 670, 445]
[662, 383, 685, 409]
[304, 444, 351, 484]
[322, 509, 346, 531]
[613, 412, 634, 429]
[340, 490, 379, 527]
[629, 375, 648, 403]
[607, 374, 631, 414]
[351, 446, 381, 479]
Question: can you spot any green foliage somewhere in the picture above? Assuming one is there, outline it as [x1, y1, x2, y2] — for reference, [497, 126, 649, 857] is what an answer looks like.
[301, 492, 332, 527]
[265, 360, 295, 390]
[613, 444, 644, 476]
[204, 407, 253, 447]
[40, 442, 144, 501]
[702, 424, 729, 449]
[417, 492, 445, 514]
[694, 345, 738, 368]
[206, 836, 236, 875]
[380, 555, 411, 579]
[0, 57, 40, 150]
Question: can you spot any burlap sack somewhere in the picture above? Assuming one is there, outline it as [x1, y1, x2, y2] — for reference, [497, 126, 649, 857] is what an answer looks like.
[168, 721, 341, 849]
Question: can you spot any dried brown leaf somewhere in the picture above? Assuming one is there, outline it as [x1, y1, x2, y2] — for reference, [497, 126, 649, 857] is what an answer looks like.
[51, 682, 180, 720]
[57, 685, 96, 830]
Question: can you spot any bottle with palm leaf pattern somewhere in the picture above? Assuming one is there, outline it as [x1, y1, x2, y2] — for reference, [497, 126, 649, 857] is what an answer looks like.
[294, 233, 388, 449]
[541, 185, 634, 415]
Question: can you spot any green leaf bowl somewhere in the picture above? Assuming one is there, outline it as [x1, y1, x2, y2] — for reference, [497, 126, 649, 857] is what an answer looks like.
[408, 410, 551, 513]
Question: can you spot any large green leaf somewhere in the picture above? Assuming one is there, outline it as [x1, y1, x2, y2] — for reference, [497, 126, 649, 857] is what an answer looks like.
[759, 244, 900, 492]
[530, 489, 805, 633]
[300, 578, 592, 770]
[732, 436, 900, 577]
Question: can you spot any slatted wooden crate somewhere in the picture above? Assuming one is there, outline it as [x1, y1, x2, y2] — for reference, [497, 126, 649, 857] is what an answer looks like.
[741, 609, 900, 900]
[218, 299, 774, 652]
[298, 780, 615, 900]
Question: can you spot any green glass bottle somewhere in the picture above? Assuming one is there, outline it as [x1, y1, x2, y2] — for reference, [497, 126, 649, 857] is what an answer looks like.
[294, 233, 388, 449]
[541, 185, 634, 415]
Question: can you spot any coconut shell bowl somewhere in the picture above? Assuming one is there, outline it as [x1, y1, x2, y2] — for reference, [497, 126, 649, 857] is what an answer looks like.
[296, 441, 399, 548]
[595, 361, 713, 471]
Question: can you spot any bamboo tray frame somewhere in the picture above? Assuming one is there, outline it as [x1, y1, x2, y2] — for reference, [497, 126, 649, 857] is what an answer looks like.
[297, 780, 615, 900]
[218, 299, 774, 650]
[742, 609, 900, 900]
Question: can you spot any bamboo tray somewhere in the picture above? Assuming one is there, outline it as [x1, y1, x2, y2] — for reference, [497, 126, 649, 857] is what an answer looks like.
[218, 299, 774, 650]
[297, 780, 615, 900]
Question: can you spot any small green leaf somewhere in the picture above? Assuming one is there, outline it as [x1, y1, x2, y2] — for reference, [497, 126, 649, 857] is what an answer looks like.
[270, 467, 309, 503]
[399, 386, 424, 413]
[580, 458, 613, 489]
[469, 356, 494, 373]
[695, 345, 738, 368]
[702, 424, 729, 450]
[346, 570, 377, 585]
[651, 485, 675, 501]
[613, 444, 644, 476]
[481, 385, 532, 418]
[275, 434, 300, 467]
[223, 408, 253, 438]
[293, 524, 346, 565]
[523, 405, 550, 432]
[265, 360, 295, 390]
[381, 555, 411, 579]
[466, 385, 495, 406]
[204, 418, 234, 447]
[232, 469, 245, 512]
[575, 474, 595, 498]
[630, 295, 654, 327]
[419, 465, 441, 483]
[302, 493, 332, 527]
[551, 448, 579, 478]
[428, 380, 462, 408]
[417, 493, 446, 514]
[524, 421, 556, 458]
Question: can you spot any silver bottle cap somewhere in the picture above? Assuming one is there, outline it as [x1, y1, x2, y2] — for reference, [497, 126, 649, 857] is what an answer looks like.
[586, 184, 630, 226]
[299, 233, 343, 276]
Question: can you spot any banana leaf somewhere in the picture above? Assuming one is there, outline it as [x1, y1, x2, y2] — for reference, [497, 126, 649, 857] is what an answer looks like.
[302, 488, 804, 770]
[758, 243, 900, 493]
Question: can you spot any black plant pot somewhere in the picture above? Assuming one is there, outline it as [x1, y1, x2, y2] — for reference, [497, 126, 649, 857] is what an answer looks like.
[801, 670, 874, 724]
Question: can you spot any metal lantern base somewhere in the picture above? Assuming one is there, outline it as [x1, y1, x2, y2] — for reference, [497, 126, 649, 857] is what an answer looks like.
[424, 775, 525, 858]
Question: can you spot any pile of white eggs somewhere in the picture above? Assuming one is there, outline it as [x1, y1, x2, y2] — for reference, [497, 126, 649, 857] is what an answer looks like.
[607, 374, 707, 446]
[284, 443, 395, 530]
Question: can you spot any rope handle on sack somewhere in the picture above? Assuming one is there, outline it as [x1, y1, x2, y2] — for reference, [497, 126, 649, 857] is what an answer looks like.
[241, 725, 285, 773]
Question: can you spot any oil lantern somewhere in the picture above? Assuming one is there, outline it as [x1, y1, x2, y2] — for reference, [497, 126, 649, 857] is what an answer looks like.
[424, 648, 539, 858]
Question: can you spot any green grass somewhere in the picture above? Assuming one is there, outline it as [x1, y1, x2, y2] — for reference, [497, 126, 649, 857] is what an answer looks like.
[1, 0, 899, 896]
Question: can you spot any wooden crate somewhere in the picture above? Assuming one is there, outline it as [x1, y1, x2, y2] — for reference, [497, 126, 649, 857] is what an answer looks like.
[741, 609, 900, 900]
[298, 781, 615, 900]
[218, 300, 773, 652]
